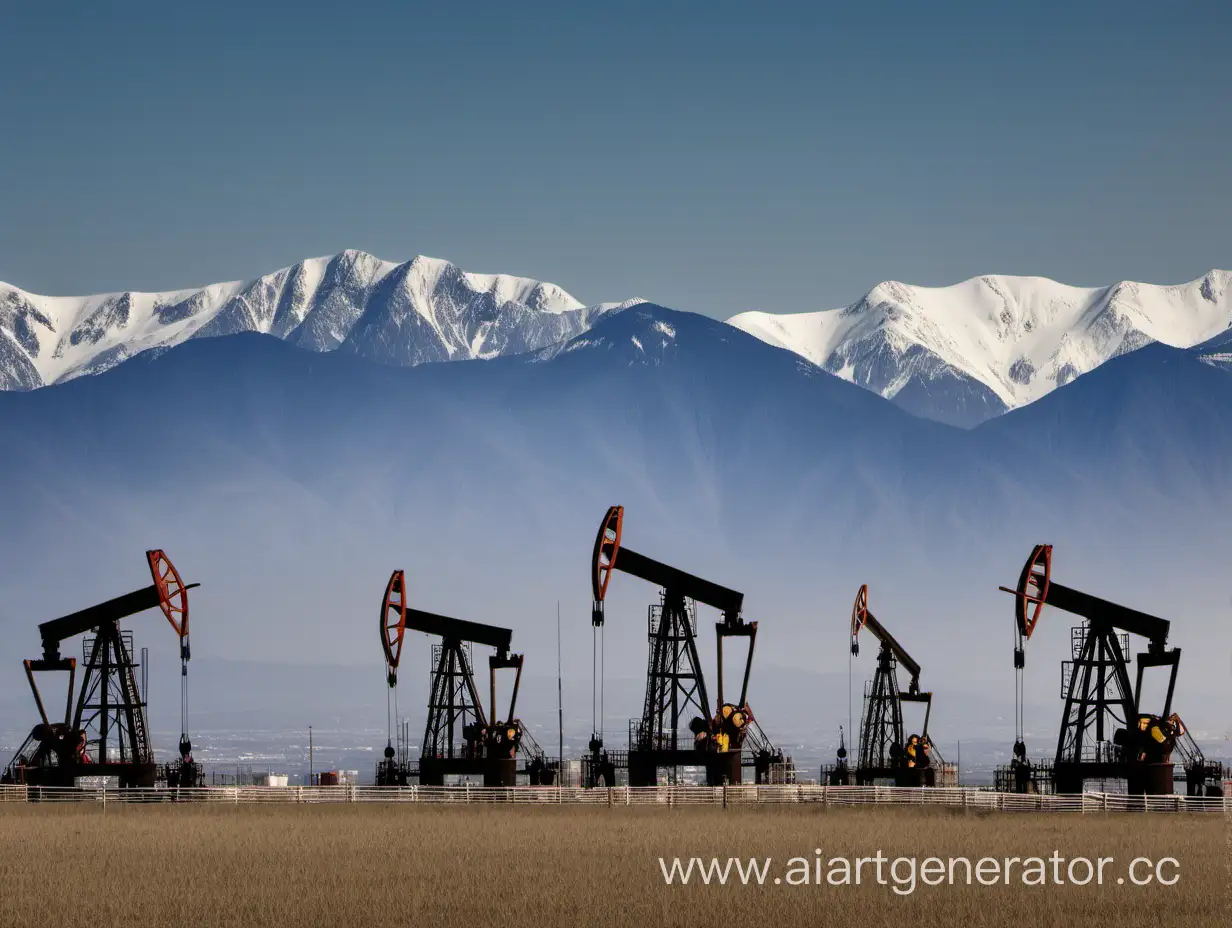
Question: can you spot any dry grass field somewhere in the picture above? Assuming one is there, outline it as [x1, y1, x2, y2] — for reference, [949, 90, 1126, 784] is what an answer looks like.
[0, 804, 1226, 928]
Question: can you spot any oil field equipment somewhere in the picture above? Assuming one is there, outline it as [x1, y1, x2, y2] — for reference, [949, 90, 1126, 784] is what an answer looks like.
[1170, 715, 1226, 797]
[825, 725, 852, 785]
[587, 505, 786, 787]
[2, 550, 201, 788]
[377, 569, 553, 787]
[999, 544, 1185, 795]
[849, 584, 943, 786]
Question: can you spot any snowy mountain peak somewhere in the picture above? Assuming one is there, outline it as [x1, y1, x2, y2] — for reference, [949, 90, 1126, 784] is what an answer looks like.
[0, 252, 602, 390]
[728, 269, 1232, 426]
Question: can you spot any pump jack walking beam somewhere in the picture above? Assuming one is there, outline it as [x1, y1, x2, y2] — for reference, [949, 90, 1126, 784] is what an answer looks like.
[592, 505, 758, 707]
[592, 506, 744, 625]
[381, 574, 512, 675]
[1001, 544, 1173, 654]
[850, 584, 923, 696]
[32, 550, 195, 668]
[25, 549, 194, 724]
[380, 571, 517, 703]
[999, 544, 1179, 721]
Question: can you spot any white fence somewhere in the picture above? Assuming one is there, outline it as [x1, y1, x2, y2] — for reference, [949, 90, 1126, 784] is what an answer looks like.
[0, 784, 1227, 813]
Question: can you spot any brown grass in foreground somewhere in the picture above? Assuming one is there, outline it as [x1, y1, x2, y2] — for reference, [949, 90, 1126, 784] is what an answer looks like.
[0, 804, 1226, 928]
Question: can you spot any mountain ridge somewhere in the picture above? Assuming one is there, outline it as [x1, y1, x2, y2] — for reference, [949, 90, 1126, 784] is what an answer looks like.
[6, 256, 1231, 430]
[729, 269, 1232, 426]
[0, 250, 604, 390]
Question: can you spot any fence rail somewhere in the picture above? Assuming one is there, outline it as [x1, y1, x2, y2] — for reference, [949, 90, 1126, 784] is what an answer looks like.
[0, 784, 1227, 813]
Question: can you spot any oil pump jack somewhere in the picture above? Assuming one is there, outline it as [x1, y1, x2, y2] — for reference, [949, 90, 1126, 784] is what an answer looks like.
[1001, 544, 1185, 795]
[2, 550, 200, 788]
[849, 584, 940, 786]
[587, 505, 784, 787]
[377, 569, 553, 787]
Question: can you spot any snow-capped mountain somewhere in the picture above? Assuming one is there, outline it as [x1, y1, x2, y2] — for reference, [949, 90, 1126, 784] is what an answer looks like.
[0, 250, 610, 390]
[8, 255, 1231, 430]
[728, 270, 1232, 426]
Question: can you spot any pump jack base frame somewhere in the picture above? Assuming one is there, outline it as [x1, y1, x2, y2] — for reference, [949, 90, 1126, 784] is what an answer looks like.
[1054, 761, 1174, 796]
[5, 756, 157, 789]
[627, 749, 742, 787]
[417, 756, 518, 787]
[854, 766, 936, 788]
[380, 756, 551, 787]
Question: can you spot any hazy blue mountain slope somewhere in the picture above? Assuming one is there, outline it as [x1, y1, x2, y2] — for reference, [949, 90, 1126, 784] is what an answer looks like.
[0, 305, 1228, 757]
[980, 341, 1232, 513]
[1193, 325, 1232, 371]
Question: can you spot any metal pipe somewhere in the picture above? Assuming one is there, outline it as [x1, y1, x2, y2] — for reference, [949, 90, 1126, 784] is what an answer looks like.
[739, 626, 756, 708]
[507, 657, 523, 724]
[23, 661, 50, 727]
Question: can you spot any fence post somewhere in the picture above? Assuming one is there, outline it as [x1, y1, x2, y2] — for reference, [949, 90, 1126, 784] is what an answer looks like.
[607, 786, 613, 808]
[722, 784, 727, 810]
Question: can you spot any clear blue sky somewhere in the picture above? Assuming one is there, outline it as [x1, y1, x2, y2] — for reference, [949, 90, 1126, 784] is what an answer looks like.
[2, 1, 1228, 317]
